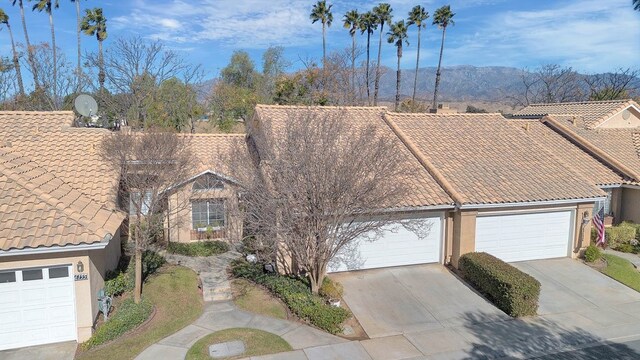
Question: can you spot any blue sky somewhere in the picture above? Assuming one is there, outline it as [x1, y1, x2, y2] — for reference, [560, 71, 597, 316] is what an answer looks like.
[1, 0, 638, 79]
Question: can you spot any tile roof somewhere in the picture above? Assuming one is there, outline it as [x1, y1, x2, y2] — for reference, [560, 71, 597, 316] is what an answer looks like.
[0, 148, 124, 251]
[570, 127, 640, 179]
[252, 105, 455, 209]
[385, 112, 605, 206]
[508, 119, 628, 186]
[0, 111, 125, 251]
[513, 99, 639, 129]
[180, 133, 248, 178]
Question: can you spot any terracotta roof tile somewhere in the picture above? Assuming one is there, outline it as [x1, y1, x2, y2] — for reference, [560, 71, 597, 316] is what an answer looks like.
[253, 105, 454, 209]
[179, 133, 248, 178]
[508, 120, 628, 186]
[0, 147, 124, 250]
[513, 99, 639, 129]
[571, 127, 640, 178]
[385, 112, 605, 205]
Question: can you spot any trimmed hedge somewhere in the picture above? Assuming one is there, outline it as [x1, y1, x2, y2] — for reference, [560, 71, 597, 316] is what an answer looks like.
[584, 245, 601, 262]
[459, 252, 540, 317]
[593, 223, 637, 248]
[167, 240, 229, 257]
[230, 259, 350, 334]
[82, 298, 153, 350]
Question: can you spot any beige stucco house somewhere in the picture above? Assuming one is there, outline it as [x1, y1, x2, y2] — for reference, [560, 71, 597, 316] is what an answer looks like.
[0, 112, 125, 350]
[513, 99, 640, 225]
[164, 134, 246, 244]
[250, 105, 604, 270]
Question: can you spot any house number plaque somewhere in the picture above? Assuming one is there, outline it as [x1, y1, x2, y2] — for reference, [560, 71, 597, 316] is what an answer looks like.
[74, 273, 88, 281]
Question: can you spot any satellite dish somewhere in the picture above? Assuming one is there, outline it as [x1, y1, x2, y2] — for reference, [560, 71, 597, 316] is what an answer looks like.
[74, 94, 99, 117]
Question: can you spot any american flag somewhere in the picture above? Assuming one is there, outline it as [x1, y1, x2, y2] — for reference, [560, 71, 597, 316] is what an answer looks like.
[592, 206, 606, 247]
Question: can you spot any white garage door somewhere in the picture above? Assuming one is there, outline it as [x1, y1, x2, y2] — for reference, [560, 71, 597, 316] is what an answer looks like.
[475, 210, 574, 262]
[0, 265, 77, 350]
[327, 216, 443, 272]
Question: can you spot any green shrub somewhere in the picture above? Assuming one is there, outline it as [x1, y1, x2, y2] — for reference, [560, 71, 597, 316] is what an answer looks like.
[614, 243, 636, 254]
[319, 277, 344, 300]
[605, 223, 637, 248]
[103, 251, 165, 297]
[584, 245, 602, 262]
[230, 260, 350, 334]
[167, 240, 229, 257]
[459, 252, 540, 317]
[82, 298, 153, 350]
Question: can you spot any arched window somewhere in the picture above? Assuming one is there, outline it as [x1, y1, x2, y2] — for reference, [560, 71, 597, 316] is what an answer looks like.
[192, 174, 224, 191]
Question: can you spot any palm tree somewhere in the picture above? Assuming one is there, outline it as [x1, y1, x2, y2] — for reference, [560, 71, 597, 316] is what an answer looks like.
[32, 0, 60, 102]
[432, 5, 455, 110]
[0, 8, 25, 96]
[359, 11, 377, 105]
[71, 0, 84, 91]
[11, 0, 38, 88]
[372, 3, 392, 106]
[387, 20, 408, 111]
[343, 9, 359, 99]
[81, 7, 107, 92]
[407, 5, 428, 104]
[634, 0, 640, 11]
[310, 0, 333, 69]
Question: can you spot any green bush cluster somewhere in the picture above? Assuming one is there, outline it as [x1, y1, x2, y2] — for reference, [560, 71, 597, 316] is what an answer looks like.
[459, 252, 540, 317]
[319, 277, 344, 300]
[584, 245, 602, 262]
[82, 298, 153, 350]
[596, 223, 638, 248]
[104, 251, 166, 297]
[167, 240, 230, 257]
[230, 259, 350, 334]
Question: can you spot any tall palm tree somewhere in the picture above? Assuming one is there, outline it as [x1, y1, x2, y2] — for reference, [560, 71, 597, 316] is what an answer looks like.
[81, 7, 107, 92]
[372, 3, 392, 106]
[32, 0, 60, 102]
[71, 0, 83, 91]
[343, 9, 359, 99]
[387, 20, 408, 112]
[407, 5, 428, 104]
[310, 0, 333, 69]
[11, 0, 38, 88]
[0, 8, 25, 96]
[432, 5, 455, 110]
[359, 11, 377, 105]
[634, 0, 640, 11]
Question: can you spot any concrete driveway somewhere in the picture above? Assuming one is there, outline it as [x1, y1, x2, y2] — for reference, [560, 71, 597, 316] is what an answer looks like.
[0, 341, 76, 360]
[513, 258, 640, 320]
[330, 264, 509, 339]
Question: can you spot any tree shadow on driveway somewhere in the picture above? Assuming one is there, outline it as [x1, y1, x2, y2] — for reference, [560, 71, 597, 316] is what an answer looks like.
[459, 312, 640, 359]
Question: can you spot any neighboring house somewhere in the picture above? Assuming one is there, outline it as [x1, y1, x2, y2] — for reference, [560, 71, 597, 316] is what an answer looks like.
[0, 112, 125, 350]
[164, 134, 246, 243]
[250, 105, 604, 271]
[512, 99, 640, 224]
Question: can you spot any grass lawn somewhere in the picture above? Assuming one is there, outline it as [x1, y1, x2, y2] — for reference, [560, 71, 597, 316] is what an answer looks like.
[231, 279, 288, 320]
[185, 328, 292, 360]
[76, 265, 203, 360]
[602, 254, 640, 292]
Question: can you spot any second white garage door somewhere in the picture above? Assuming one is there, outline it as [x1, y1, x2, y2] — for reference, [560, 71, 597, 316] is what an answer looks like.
[327, 216, 443, 272]
[475, 210, 574, 262]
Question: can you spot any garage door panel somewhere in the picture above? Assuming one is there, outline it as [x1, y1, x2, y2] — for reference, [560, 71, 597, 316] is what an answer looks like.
[328, 216, 442, 273]
[0, 265, 76, 351]
[476, 210, 573, 263]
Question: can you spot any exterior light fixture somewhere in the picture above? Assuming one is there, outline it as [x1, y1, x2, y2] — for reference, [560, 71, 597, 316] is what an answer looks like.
[582, 211, 591, 226]
[77, 261, 85, 273]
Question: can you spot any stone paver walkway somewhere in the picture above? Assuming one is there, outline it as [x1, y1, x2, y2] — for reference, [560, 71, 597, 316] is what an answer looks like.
[604, 249, 640, 269]
[165, 251, 240, 301]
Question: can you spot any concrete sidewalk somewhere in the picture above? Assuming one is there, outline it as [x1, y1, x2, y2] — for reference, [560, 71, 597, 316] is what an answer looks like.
[604, 249, 640, 269]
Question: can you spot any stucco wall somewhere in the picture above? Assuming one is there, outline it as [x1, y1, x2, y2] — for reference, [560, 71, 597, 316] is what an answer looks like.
[598, 107, 640, 129]
[167, 178, 243, 243]
[621, 187, 640, 223]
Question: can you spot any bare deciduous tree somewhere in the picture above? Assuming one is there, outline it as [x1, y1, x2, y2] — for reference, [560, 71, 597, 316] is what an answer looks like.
[101, 130, 196, 303]
[584, 67, 639, 101]
[232, 110, 412, 293]
[510, 64, 584, 106]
